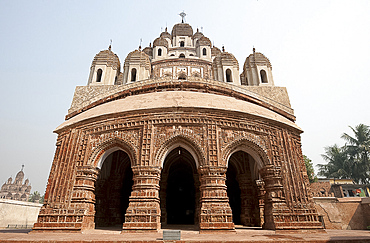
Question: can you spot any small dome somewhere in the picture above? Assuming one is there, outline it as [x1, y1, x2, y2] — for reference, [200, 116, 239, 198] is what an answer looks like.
[215, 52, 239, 68]
[171, 23, 193, 37]
[193, 29, 204, 39]
[244, 52, 272, 69]
[143, 46, 153, 57]
[124, 50, 151, 71]
[92, 47, 121, 70]
[196, 36, 211, 47]
[153, 37, 169, 48]
[160, 30, 171, 39]
[211, 46, 221, 57]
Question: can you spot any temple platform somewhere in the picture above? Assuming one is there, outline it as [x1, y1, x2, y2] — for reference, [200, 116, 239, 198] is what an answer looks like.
[0, 226, 369, 242]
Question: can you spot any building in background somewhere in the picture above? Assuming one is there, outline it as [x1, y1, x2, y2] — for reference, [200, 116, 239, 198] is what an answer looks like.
[0, 166, 31, 202]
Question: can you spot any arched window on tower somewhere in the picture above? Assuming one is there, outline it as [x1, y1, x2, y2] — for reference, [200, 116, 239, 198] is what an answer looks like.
[179, 53, 185, 58]
[260, 70, 268, 83]
[226, 69, 232, 82]
[158, 48, 162, 56]
[131, 68, 137, 82]
[202, 48, 207, 56]
[180, 41, 185, 47]
[96, 69, 103, 82]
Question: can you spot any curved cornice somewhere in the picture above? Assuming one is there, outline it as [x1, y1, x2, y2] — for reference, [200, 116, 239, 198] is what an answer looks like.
[67, 78, 294, 122]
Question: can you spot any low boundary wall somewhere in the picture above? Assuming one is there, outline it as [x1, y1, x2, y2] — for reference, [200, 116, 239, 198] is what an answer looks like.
[0, 199, 42, 228]
[314, 197, 370, 230]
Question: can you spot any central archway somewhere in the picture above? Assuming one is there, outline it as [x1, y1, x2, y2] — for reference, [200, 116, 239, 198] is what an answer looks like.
[94, 150, 133, 227]
[160, 147, 199, 226]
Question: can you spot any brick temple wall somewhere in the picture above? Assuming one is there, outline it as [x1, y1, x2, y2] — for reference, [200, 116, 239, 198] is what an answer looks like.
[34, 105, 322, 232]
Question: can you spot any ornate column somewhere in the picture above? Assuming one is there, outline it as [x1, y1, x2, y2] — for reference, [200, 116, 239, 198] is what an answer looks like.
[256, 179, 265, 227]
[159, 173, 168, 225]
[70, 165, 100, 230]
[237, 174, 253, 226]
[122, 166, 161, 232]
[199, 166, 234, 232]
[260, 165, 288, 230]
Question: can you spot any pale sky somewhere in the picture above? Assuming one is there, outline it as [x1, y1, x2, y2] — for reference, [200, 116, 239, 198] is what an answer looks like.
[0, 0, 369, 194]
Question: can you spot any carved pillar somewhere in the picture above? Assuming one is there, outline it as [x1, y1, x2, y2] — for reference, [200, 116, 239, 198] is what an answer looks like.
[159, 173, 168, 225]
[256, 179, 265, 227]
[199, 166, 234, 232]
[237, 174, 253, 226]
[194, 174, 200, 227]
[122, 166, 161, 232]
[70, 165, 100, 230]
[260, 165, 288, 230]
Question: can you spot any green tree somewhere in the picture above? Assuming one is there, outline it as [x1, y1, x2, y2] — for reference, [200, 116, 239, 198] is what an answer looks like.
[318, 144, 350, 179]
[303, 155, 317, 183]
[28, 191, 43, 203]
[341, 124, 370, 183]
[317, 124, 370, 184]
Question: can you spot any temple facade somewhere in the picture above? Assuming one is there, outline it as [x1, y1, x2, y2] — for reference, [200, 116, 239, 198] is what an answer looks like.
[33, 18, 322, 232]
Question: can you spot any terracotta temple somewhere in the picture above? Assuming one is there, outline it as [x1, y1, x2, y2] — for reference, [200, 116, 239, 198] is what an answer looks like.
[33, 17, 323, 233]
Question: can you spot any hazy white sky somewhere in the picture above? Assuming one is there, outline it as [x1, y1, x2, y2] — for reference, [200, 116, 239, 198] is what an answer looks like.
[0, 0, 369, 193]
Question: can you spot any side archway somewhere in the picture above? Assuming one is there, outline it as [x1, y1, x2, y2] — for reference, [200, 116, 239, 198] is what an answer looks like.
[87, 137, 137, 228]
[223, 138, 270, 227]
[223, 137, 270, 178]
[89, 137, 137, 169]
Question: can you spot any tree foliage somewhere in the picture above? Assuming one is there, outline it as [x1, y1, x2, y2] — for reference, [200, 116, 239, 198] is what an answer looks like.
[304, 155, 317, 183]
[318, 124, 370, 184]
[28, 191, 44, 203]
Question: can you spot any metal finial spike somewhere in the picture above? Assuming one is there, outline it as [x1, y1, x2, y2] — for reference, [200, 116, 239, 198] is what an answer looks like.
[109, 39, 112, 51]
[179, 11, 186, 23]
[21, 164, 24, 172]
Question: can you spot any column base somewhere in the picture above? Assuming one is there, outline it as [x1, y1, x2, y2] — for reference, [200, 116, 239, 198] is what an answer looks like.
[122, 201, 161, 232]
[32, 207, 94, 232]
[199, 222, 236, 234]
[121, 222, 160, 233]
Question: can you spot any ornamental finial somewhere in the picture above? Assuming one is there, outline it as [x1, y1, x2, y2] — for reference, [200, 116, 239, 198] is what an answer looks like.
[179, 11, 186, 23]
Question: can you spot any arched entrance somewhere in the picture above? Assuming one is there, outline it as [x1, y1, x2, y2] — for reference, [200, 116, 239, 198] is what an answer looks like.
[160, 147, 199, 226]
[226, 151, 262, 227]
[94, 150, 133, 227]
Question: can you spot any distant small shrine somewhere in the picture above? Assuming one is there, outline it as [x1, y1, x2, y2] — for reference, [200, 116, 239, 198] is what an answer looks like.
[0, 166, 31, 201]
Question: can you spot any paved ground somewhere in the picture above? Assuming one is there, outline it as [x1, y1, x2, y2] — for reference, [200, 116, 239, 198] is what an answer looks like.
[0, 226, 369, 242]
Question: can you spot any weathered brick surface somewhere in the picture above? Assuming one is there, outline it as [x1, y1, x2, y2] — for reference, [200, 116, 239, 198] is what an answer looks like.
[314, 197, 370, 230]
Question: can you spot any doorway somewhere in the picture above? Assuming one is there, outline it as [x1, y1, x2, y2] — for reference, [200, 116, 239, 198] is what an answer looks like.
[94, 150, 133, 227]
[160, 147, 198, 226]
[226, 151, 261, 227]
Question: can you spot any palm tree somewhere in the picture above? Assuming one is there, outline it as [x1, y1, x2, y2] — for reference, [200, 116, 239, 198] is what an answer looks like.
[341, 124, 370, 183]
[318, 144, 351, 179]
